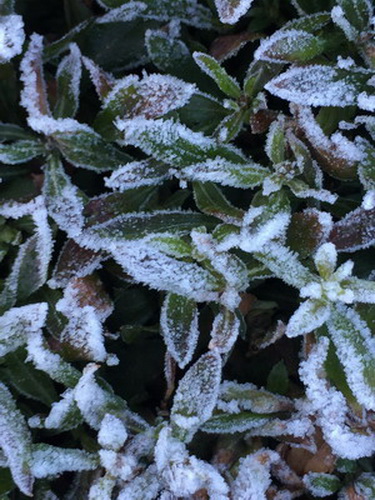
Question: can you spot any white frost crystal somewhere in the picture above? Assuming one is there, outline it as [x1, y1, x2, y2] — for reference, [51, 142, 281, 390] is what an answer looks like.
[0, 14, 24, 62]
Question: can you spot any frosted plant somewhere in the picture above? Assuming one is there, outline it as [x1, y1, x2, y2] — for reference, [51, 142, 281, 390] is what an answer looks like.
[0, 0, 374, 498]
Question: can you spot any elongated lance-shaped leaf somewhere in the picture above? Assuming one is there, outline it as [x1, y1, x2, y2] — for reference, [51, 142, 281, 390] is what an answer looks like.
[105, 159, 170, 191]
[286, 299, 331, 337]
[160, 293, 199, 369]
[209, 309, 240, 354]
[26, 330, 81, 387]
[214, 0, 254, 24]
[215, 109, 245, 142]
[82, 56, 115, 100]
[0, 198, 53, 311]
[54, 43, 82, 118]
[243, 59, 281, 99]
[171, 350, 222, 434]
[20, 33, 50, 118]
[202, 411, 273, 434]
[255, 29, 325, 63]
[182, 157, 268, 188]
[337, 0, 373, 33]
[0, 123, 36, 142]
[116, 117, 246, 167]
[0, 303, 47, 357]
[329, 206, 375, 252]
[193, 181, 244, 223]
[265, 115, 286, 165]
[254, 242, 316, 289]
[32, 389, 83, 431]
[43, 154, 86, 237]
[82, 210, 217, 242]
[117, 466, 161, 500]
[193, 52, 241, 99]
[0, 382, 33, 496]
[30, 444, 98, 478]
[97, 0, 214, 29]
[327, 304, 375, 411]
[145, 28, 190, 74]
[52, 126, 132, 171]
[265, 65, 371, 107]
[0, 139, 45, 164]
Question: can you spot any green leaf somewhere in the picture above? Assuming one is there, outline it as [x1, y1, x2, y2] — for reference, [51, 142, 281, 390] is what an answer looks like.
[84, 210, 217, 241]
[327, 305, 375, 411]
[105, 159, 170, 191]
[171, 350, 222, 435]
[53, 128, 132, 171]
[215, 110, 245, 142]
[265, 116, 285, 164]
[0, 0, 14, 15]
[202, 411, 272, 433]
[337, 0, 373, 32]
[303, 472, 341, 497]
[43, 154, 86, 236]
[193, 52, 242, 99]
[0, 124, 36, 142]
[160, 293, 199, 369]
[0, 140, 45, 165]
[193, 182, 244, 222]
[281, 12, 331, 33]
[354, 473, 375, 498]
[2, 351, 57, 406]
[118, 117, 246, 167]
[243, 60, 281, 99]
[53, 43, 82, 118]
[0, 383, 33, 496]
[267, 360, 289, 395]
[145, 28, 191, 74]
[255, 29, 325, 63]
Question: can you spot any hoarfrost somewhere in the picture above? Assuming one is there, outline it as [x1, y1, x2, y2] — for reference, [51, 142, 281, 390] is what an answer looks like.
[98, 414, 128, 451]
[117, 465, 161, 500]
[209, 309, 240, 354]
[231, 449, 279, 500]
[171, 350, 222, 432]
[0, 14, 25, 62]
[255, 30, 321, 63]
[299, 337, 375, 459]
[331, 6, 357, 41]
[99, 449, 137, 481]
[327, 305, 375, 411]
[266, 66, 365, 107]
[160, 293, 199, 369]
[285, 299, 330, 337]
[155, 426, 229, 498]
[214, 0, 254, 25]
[55, 43, 82, 117]
[30, 444, 97, 478]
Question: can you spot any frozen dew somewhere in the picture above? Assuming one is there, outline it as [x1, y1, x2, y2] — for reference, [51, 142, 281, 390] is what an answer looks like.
[214, 0, 254, 25]
[0, 14, 25, 62]
[98, 414, 128, 451]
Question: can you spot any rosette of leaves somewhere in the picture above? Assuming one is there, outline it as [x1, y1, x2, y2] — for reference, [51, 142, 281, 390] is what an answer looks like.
[0, 0, 374, 498]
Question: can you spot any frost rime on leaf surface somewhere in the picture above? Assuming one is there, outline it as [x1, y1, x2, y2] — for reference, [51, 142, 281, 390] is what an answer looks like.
[0, 14, 25, 62]
[214, 0, 254, 25]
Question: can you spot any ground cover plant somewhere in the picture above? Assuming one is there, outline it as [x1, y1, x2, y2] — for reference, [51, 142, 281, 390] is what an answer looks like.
[0, 0, 374, 498]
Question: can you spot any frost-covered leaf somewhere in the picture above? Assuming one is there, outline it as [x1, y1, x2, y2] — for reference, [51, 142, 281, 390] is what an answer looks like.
[0, 383, 33, 496]
[332, 0, 373, 41]
[104, 159, 170, 191]
[82, 210, 215, 243]
[303, 472, 341, 497]
[82, 56, 115, 101]
[117, 465, 161, 500]
[214, 0, 254, 24]
[89, 474, 116, 500]
[314, 242, 337, 279]
[0, 198, 53, 311]
[41, 389, 83, 431]
[202, 411, 273, 433]
[353, 472, 375, 498]
[160, 293, 199, 369]
[54, 43, 82, 118]
[73, 364, 148, 432]
[155, 426, 229, 498]
[255, 30, 324, 63]
[98, 414, 128, 451]
[52, 126, 132, 172]
[145, 27, 191, 73]
[299, 337, 375, 459]
[193, 181, 244, 222]
[286, 299, 331, 337]
[183, 157, 268, 188]
[254, 242, 315, 289]
[329, 206, 375, 252]
[231, 449, 279, 499]
[193, 52, 241, 99]
[26, 330, 81, 387]
[265, 116, 286, 165]
[243, 59, 281, 99]
[43, 154, 85, 237]
[266, 65, 370, 107]
[287, 209, 333, 258]
[0, 14, 25, 63]
[171, 350, 222, 434]
[0, 139, 45, 164]
[97, 0, 214, 29]
[0, 303, 47, 357]
[116, 117, 246, 167]
[327, 305, 375, 411]
[98, 73, 195, 127]
[209, 308, 240, 354]
[30, 444, 98, 478]
[49, 239, 103, 288]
